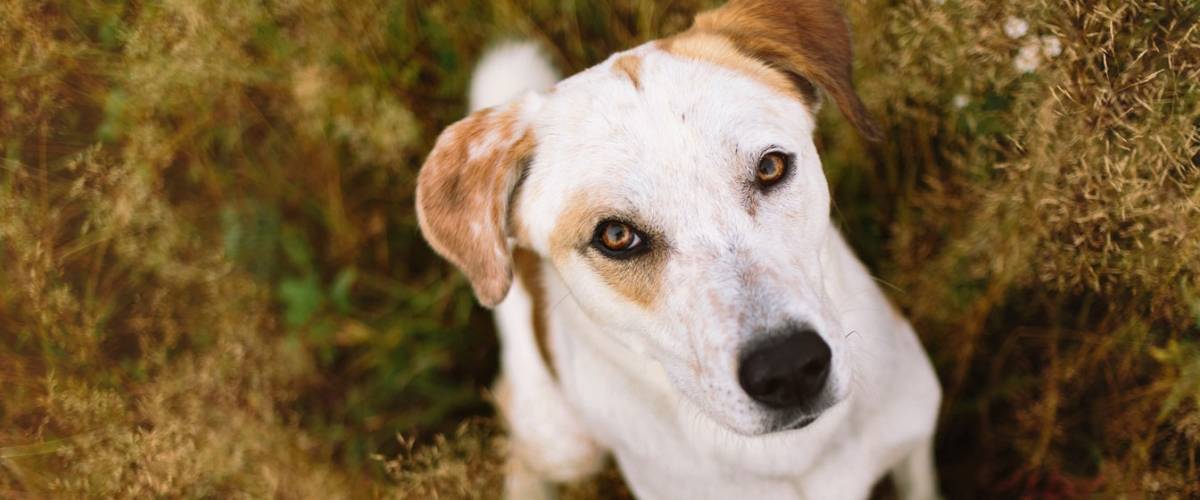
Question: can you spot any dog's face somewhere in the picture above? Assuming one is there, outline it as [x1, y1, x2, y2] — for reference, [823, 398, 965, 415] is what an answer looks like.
[417, 0, 880, 436]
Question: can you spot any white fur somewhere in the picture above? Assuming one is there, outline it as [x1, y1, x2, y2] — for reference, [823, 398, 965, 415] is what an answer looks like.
[469, 41, 559, 112]
[472, 41, 941, 500]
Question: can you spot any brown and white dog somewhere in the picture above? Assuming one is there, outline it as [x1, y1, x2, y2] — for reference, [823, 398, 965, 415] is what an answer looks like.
[415, 1, 941, 498]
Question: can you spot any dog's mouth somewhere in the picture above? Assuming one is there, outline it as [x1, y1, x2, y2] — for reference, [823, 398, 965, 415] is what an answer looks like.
[758, 393, 844, 434]
[760, 413, 818, 434]
[782, 415, 817, 431]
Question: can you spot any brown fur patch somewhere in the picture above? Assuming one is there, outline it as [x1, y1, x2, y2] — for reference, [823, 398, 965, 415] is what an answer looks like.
[416, 104, 534, 307]
[547, 193, 602, 263]
[659, 33, 799, 101]
[512, 247, 556, 378]
[549, 194, 666, 308]
[612, 54, 643, 89]
[668, 0, 882, 140]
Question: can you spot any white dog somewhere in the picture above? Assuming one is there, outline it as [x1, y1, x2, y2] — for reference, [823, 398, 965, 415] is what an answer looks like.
[415, 1, 941, 498]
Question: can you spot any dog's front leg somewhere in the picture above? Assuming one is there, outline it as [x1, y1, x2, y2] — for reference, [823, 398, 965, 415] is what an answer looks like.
[497, 398, 605, 500]
[504, 452, 558, 500]
[493, 373, 605, 500]
[890, 437, 941, 500]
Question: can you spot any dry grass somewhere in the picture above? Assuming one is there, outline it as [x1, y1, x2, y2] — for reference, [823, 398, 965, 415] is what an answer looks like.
[837, 0, 1200, 495]
[1, 0, 1197, 498]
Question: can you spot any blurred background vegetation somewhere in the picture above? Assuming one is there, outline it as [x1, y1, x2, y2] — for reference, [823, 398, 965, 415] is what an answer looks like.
[1, 0, 1197, 498]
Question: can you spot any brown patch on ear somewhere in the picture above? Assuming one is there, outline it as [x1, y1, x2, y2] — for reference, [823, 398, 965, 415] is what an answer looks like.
[612, 54, 644, 89]
[512, 247, 556, 378]
[676, 0, 882, 141]
[548, 194, 667, 309]
[416, 104, 535, 307]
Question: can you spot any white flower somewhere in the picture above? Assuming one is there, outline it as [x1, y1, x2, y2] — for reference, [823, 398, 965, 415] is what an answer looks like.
[1040, 35, 1062, 57]
[1014, 40, 1042, 73]
[952, 94, 970, 109]
[1004, 16, 1029, 39]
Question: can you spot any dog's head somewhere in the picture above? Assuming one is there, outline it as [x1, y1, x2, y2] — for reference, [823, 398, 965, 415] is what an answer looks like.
[416, 0, 879, 436]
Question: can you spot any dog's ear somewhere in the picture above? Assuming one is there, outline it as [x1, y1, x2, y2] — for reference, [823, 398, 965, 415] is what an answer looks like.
[688, 0, 881, 141]
[416, 101, 536, 307]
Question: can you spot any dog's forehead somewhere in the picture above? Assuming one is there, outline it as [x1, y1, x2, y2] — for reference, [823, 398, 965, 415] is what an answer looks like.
[538, 44, 810, 158]
[519, 44, 816, 238]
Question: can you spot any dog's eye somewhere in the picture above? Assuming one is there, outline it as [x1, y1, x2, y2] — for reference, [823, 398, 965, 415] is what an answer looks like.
[756, 152, 790, 187]
[593, 220, 646, 258]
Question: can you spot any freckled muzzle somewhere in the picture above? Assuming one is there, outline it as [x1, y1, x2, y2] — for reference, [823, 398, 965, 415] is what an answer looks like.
[737, 325, 832, 411]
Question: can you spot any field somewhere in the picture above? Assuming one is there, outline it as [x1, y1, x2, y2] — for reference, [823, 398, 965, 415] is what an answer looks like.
[1, 0, 1198, 498]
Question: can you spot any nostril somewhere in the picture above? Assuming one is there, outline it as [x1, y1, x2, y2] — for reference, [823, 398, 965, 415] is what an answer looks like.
[759, 378, 782, 396]
[737, 327, 832, 409]
[802, 358, 827, 377]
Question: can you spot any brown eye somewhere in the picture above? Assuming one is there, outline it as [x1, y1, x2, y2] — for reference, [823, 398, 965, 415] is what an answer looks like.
[601, 222, 636, 250]
[756, 152, 789, 186]
[593, 220, 646, 257]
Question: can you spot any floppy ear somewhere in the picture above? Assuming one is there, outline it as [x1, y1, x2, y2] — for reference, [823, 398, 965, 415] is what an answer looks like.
[688, 0, 881, 141]
[415, 101, 535, 307]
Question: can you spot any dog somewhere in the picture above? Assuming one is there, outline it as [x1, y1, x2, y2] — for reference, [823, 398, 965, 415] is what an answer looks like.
[415, 1, 942, 498]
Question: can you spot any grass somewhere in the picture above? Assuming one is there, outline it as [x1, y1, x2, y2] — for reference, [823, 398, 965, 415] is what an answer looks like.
[1, 0, 1197, 498]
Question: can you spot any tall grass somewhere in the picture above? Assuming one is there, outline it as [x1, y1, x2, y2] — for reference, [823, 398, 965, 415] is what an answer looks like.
[1, 0, 1196, 497]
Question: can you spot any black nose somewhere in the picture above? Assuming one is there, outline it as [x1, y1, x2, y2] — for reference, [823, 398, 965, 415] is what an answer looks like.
[738, 327, 832, 409]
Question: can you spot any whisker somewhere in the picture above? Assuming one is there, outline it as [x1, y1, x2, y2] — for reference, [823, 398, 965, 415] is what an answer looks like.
[869, 275, 904, 293]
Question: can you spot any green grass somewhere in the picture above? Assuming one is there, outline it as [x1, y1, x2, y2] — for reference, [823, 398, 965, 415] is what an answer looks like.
[1, 0, 1197, 497]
